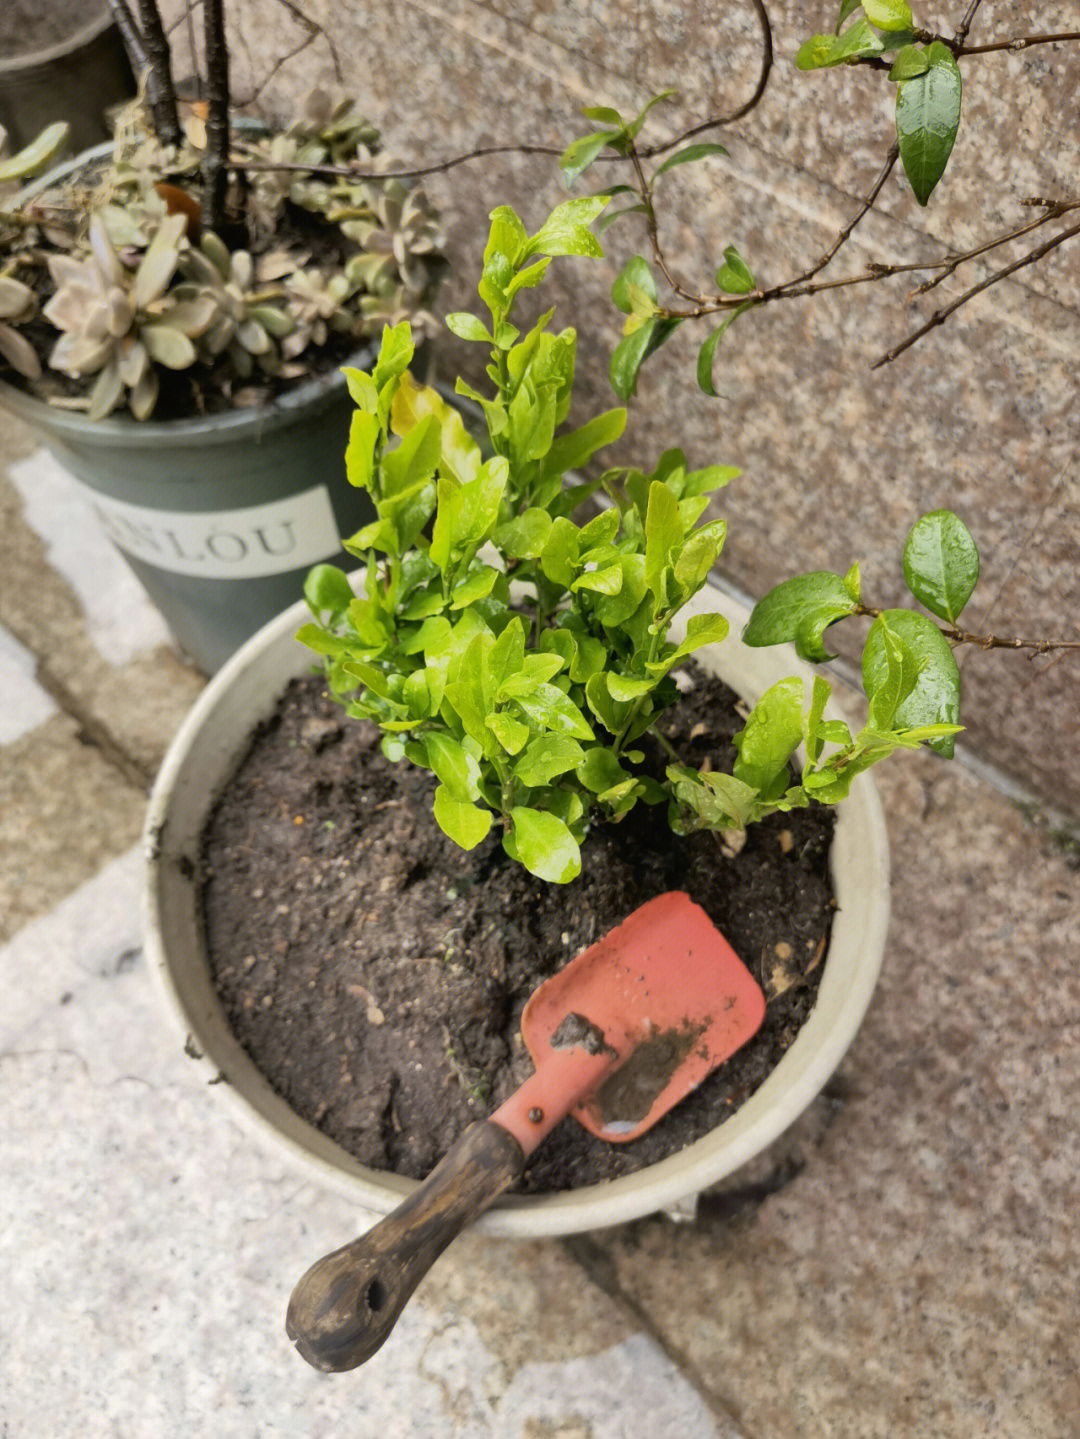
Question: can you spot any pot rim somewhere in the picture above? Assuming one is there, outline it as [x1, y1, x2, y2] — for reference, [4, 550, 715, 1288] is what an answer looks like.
[144, 579, 890, 1237]
[0, 11, 116, 75]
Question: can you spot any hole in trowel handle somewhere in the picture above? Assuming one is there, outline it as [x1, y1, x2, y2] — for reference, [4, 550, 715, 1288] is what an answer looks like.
[365, 1278, 387, 1312]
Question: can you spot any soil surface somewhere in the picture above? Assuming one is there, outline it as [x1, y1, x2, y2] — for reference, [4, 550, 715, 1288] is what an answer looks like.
[200, 666, 836, 1194]
[0, 1, 103, 58]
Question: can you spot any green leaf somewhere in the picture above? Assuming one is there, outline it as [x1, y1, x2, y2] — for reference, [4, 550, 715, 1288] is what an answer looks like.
[524, 197, 610, 260]
[582, 105, 625, 127]
[596, 203, 651, 234]
[514, 735, 586, 786]
[372, 321, 415, 391]
[864, 617, 920, 731]
[833, 17, 887, 60]
[607, 672, 654, 702]
[494, 507, 553, 559]
[572, 565, 624, 596]
[644, 480, 683, 599]
[863, 0, 912, 31]
[652, 142, 728, 179]
[862, 609, 961, 756]
[609, 316, 682, 400]
[141, 324, 195, 369]
[696, 301, 757, 396]
[577, 747, 631, 794]
[345, 410, 380, 490]
[433, 786, 493, 850]
[797, 19, 885, 68]
[902, 509, 980, 623]
[304, 564, 354, 615]
[445, 312, 492, 342]
[612, 256, 657, 313]
[0, 120, 69, 182]
[888, 43, 930, 80]
[647, 612, 729, 672]
[733, 678, 805, 801]
[486, 711, 530, 754]
[382, 412, 441, 496]
[835, 0, 862, 32]
[742, 571, 858, 662]
[425, 733, 483, 802]
[508, 807, 581, 883]
[545, 407, 627, 476]
[341, 365, 379, 412]
[895, 41, 962, 205]
[513, 683, 595, 740]
[625, 89, 677, 140]
[714, 246, 755, 295]
[484, 207, 528, 269]
[450, 565, 501, 610]
[560, 131, 612, 187]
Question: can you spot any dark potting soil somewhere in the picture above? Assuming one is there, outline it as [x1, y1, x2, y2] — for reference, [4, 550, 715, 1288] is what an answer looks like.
[0, 0, 103, 57]
[200, 666, 836, 1194]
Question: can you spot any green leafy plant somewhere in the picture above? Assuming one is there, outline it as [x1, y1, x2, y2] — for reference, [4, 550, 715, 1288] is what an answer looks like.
[299, 200, 971, 883]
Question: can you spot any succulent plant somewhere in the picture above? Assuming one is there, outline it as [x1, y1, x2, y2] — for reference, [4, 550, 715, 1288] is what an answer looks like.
[0, 274, 41, 379]
[0, 100, 446, 419]
[177, 230, 296, 379]
[43, 212, 202, 419]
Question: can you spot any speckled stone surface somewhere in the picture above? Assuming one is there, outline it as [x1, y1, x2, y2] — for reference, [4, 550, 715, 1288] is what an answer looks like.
[0, 851, 740, 1439]
[584, 752, 1080, 1437]
[155, 0, 1080, 813]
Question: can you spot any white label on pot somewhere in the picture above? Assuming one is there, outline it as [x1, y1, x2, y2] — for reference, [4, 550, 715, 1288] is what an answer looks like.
[86, 485, 343, 579]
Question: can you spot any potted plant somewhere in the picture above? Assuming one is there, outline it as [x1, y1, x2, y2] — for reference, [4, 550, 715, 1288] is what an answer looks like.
[144, 195, 1002, 1249]
[0, 54, 445, 670]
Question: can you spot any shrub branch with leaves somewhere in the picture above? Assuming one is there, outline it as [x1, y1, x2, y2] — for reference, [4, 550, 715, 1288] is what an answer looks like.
[296, 199, 999, 884]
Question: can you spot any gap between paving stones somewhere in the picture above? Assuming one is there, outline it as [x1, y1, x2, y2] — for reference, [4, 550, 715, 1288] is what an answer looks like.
[562, 1231, 752, 1435]
[2, 616, 157, 793]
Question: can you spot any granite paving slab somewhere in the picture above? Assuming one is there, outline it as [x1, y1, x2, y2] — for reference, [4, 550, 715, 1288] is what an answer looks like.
[0, 850, 741, 1439]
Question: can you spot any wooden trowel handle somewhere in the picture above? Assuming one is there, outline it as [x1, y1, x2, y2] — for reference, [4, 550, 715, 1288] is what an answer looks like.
[285, 1121, 525, 1371]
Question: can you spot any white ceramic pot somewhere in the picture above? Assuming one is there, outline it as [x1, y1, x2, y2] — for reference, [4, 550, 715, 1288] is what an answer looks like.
[144, 581, 890, 1237]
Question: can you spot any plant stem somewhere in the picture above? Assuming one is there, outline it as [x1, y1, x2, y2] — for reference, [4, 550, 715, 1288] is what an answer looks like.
[133, 0, 182, 146]
[202, 0, 230, 235]
[854, 606, 1080, 655]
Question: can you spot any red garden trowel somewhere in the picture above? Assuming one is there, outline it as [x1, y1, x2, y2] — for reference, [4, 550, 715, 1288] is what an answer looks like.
[286, 891, 766, 1371]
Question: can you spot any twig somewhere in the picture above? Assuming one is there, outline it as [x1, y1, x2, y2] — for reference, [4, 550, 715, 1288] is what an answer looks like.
[953, 0, 984, 47]
[135, 0, 182, 145]
[871, 217, 1080, 368]
[780, 143, 900, 292]
[234, 30, 318, 110]
[854, 606, 1080, 655]
[105, 0, 151, 77]
[202, 0, 230, 233]
[959, 30, 1080, 56]
[637, 0, 774, 158]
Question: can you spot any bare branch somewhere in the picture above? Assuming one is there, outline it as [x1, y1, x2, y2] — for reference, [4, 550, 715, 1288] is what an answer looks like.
[959, 30, 1080, 56]
[637, 0, 774, 158]
[854, 606, 1080, 656]
[135, 0, 182, 145]
[871, 217, 1080, 369]
[202, 0, 230, 233]
[953, 0, 984, 47]
[780, 143, 900, 292]
[105, 0, 152, 76]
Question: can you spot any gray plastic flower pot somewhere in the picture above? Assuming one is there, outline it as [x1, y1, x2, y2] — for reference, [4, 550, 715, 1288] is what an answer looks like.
[144, 581, 891, 1237]
[0, 13, 135, 154]
[0, 142, 389, 674]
